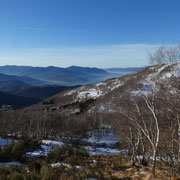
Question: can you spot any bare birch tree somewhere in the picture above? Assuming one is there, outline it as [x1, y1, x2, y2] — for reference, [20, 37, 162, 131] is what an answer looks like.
[117, 89, 160, 176]
[149, 44, 180, 65]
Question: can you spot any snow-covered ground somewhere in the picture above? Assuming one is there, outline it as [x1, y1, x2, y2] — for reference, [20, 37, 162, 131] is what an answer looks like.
[0, 162, 21, 166]
[77, 88, 103, 100]
[85, 146, 127, 156]
[26, 144, 53, 157]
[42, 140, 64, 147]
[51, 162, 83, 169]
[0, 126, 124, 161]
[141, 63, 180, 87]
[0, 137, 14, 146]
[86, 127, 120, 147]
[26, 126, 122, 157]
[64, 77, 125, 103]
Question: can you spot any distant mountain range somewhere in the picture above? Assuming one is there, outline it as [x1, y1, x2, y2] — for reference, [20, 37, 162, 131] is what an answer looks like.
[0, 65, 143, 109]
[0, 65, 108, 85]
[0, 73, 45, 85]
[104, 67, 144, 78]
[0, 65, 143, 86]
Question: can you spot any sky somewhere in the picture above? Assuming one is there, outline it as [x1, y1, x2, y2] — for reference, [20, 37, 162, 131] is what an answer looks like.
[0, 0, 179, 68]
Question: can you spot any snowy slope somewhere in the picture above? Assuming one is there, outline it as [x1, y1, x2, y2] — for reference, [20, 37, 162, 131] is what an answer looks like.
[25, 62, 180, 115]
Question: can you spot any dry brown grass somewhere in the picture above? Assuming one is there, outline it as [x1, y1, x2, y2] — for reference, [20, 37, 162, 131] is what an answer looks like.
[1, 154, 178, 180]
[85, 155, 177, 180]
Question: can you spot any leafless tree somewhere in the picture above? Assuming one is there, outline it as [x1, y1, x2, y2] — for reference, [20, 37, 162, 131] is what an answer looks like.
[148, 44, 180, 65]
[117, 89, 160, 176]
[157, 79, 180, 176]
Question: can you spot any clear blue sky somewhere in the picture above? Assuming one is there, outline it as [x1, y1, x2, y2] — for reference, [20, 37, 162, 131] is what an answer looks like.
[0, 0, 179, 68]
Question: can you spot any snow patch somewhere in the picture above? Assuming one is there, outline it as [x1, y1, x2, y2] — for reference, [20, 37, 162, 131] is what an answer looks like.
[26, 144, 53, 157]
[96, 82, 107, 86]
[51, 162, 71, 168]
[0, 137, 14, 146]
[85, 146, 127, 156]
[87, 128, 119, 145]
[51, 162, 83, 169]
[0, 162, 21, 166]
[64, 89, 77, 96]
[42, 140, 64, 147]
[77, 88, 103, 100]
[111, 79, 124, 90]
[26, 150, 44, 157]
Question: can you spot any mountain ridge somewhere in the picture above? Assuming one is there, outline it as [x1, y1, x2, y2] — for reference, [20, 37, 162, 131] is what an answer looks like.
[0, 73, 45, 85]
[0, 65, 143, 86]
[0, 90, 40, 110]
[22, 63, 180, 117]
[0, 82, 80, 100]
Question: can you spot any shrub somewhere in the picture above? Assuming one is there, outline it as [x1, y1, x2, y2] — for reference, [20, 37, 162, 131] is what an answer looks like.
[78, 99, 95, 112]
[47, 145, 69, 162]
[28, 160, 41, 173]
[8, 172, 24, 180]
[24, 172, 41, 180]
[0, 139, 40, 162]
[0, 167, 10, 180]
[48, 145, 89, 164]
[75, 146, 89, 158]
[40, 166, 51, 180]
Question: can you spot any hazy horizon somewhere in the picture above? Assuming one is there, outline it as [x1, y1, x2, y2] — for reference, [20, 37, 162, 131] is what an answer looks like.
[0, 63, 145, 69]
